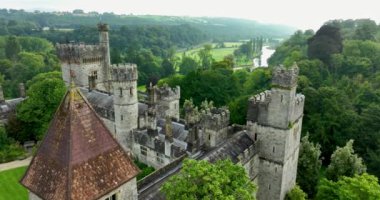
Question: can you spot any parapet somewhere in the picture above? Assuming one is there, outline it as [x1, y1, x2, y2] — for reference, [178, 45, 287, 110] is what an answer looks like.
[155, 84, 180, 101]
[201, 107, 230, 131]
[56, 43, 103, 64]
[272, 64, 299, 89]
[98, 23, 109, 32]
[246, 90, 271, 123]
[111, 63, 138, 82]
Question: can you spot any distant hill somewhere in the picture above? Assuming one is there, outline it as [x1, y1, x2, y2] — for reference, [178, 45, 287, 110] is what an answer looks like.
[0, 9, 296, 40]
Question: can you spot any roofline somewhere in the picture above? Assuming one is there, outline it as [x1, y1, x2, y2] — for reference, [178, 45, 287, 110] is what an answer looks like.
[20, 88, 140, 200]
[20, 89, 70, 195]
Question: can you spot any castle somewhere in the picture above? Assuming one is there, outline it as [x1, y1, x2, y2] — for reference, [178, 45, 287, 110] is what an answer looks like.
[21, 24, 305, 200]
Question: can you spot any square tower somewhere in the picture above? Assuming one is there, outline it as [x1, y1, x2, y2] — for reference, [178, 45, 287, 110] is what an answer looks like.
[247, 64, 305, 200]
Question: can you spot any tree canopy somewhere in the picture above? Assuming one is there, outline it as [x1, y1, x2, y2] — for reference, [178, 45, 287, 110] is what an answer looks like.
[161, 159, 256, 200]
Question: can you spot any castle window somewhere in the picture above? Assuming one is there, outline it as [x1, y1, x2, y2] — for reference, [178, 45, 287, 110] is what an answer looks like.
[92, 71, 98, 79]
[273, 146, 275, 153]
[254, 133, 257, 141]
[130, 88, 133, 96]
[275, 167, 277, 173]
[121, 115, 123, 121]
[105, 193, 117, 200]
[209, 134, 211, 141]
[281, 95, 283, 102]
[119, 88, 123, 97]
[268, 184, 271, 190]
[141, 146, 147, 156]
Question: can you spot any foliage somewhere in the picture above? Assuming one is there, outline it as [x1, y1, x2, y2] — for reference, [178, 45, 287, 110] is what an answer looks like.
[325, 140, 366, 181]
[4, 36, 21, 60]
[0, 126, 25, 163]
[0, 166, 28, 200]
[307, 25, 343, 64]
[268, 30, 313, 66]
[316, 173, 380, 200]
[297, 135, 322, 198]
[285, 185, 307, 200]
[179, 55, 199, 75]
[9, 72, 66, 142]
[134, 159, 155, 181]
[161, 159, 256, 200]
[198, 44, 213, 70]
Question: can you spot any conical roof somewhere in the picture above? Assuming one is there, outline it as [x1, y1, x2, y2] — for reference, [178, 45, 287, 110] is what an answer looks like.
[21, 87, 139, 200]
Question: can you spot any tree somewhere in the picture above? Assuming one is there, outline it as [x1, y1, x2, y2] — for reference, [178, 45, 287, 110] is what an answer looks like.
[316, 173, 380, 200]
[307, 25, 343, 64]
[5, 36, 21, 60]
[161, 159, 256, 200]
[198, 44, 213, 70]
[326, 140, 366, 181]
[161, 58, 175, 77]
[179, 56, 198, 75]
[297, 135, 322, 198]
[285, 185, 307, 200]
[14, 72, 66, 141]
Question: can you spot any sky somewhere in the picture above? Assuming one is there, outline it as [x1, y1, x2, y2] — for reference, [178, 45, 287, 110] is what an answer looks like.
[2, 0, 380, 30]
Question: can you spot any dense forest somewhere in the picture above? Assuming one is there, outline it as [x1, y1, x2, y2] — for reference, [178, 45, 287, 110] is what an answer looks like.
[0, 8, 380, 199]
[161, 18, 380, 199]
[0, 9, 295, 40]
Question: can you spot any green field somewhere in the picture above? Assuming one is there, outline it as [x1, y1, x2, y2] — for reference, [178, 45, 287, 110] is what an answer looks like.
[176, 42, 242, 62]
[0, 166, 28, 200]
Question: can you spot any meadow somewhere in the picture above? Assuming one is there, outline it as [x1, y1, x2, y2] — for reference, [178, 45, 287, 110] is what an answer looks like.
[0, 166, 28, 200]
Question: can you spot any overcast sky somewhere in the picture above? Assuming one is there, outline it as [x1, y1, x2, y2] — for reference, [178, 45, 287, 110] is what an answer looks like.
[2, 0, 380, 30]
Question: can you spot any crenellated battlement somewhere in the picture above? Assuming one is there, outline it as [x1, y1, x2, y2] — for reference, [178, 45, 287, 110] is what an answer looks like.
[201, 107, 230, 131]
[155, 84, 180, 102]
[111, 63, 138, 82]
[98, 23, 109, 32]
[56, 43, 104, 64]
[248, 90, 272, 104]
[272, 64, 299, 89]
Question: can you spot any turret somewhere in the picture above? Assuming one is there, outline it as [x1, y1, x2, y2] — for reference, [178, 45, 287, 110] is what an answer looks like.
[154, 84, 180, 120]
[247, 64, 305, 200]
[98, 23, 111, 92]
[201, 104, 230, 148]
[111, 63, 139, 150]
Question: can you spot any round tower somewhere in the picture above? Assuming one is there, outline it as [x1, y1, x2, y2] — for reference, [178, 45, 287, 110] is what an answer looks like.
[111, 63, 138, 150]
[98, 23, 112, 93]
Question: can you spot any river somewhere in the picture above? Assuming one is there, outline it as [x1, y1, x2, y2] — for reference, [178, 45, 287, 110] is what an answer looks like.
[253, 45, 276, 67]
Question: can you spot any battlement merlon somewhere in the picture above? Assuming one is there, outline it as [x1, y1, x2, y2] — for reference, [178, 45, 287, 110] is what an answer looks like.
[272, 64, 299, 89]
[201, 107, 230, 131]
[56, 43, 104, 63]
[156, 85, 181, 101]
[111, 63, 138, 82]
[292, 94, 305, 122]
[98, 23, 109, 32]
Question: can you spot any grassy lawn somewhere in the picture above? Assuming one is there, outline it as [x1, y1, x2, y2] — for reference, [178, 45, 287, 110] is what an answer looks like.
[176, 42, 243, 62]
[0, 166, 28, 200]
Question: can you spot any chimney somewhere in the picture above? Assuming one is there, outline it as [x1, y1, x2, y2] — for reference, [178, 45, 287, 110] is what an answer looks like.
[19, 83, 26, 98]
[0, 86, 4, 103]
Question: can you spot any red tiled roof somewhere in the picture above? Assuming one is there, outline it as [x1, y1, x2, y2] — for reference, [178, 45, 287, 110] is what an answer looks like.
[20, 87, 139, 200]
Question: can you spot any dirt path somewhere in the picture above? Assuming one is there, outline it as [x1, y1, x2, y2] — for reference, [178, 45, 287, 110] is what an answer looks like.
[0, 157, 31, 172]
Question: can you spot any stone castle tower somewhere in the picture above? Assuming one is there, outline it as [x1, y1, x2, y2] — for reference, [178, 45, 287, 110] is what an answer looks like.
[111, 63, 139, 150]
[56, 23, 111, 92]
[247, 64, 305, 200]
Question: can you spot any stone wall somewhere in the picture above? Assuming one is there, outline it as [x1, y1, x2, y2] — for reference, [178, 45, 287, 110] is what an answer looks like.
[98, 177, 138, 200]
[132, 143, 171, 169]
